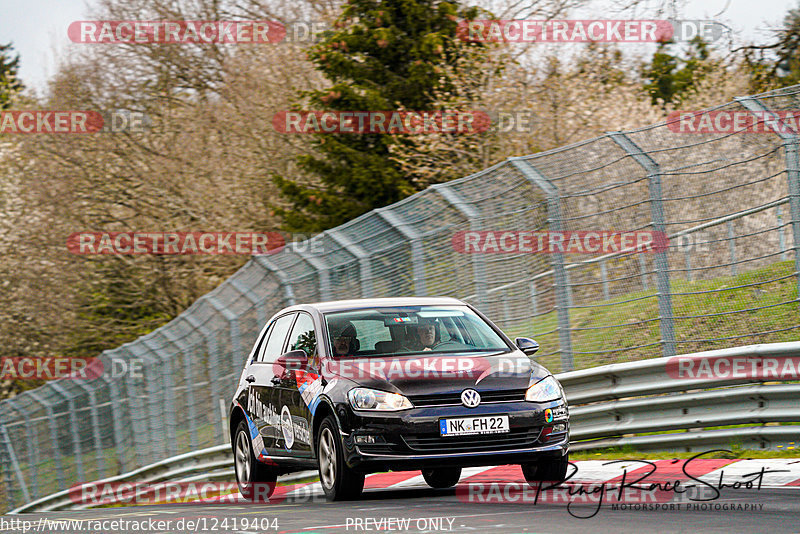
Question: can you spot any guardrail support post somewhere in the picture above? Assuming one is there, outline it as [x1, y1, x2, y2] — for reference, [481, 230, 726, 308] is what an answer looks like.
[737, 96, 800, 304]
[433, 183, 488, 308]
[510, 158, 574, 371]
[608, 132, 676, 358]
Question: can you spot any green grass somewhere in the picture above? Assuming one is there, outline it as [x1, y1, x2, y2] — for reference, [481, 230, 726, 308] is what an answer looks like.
[504, 260, 800, 373]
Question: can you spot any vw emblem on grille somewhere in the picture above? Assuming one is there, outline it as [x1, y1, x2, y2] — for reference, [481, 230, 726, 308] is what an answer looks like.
[461, 389, 481, 408]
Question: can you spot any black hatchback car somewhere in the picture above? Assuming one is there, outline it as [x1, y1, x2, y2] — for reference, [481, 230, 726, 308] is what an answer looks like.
[229, 297, 569, 501]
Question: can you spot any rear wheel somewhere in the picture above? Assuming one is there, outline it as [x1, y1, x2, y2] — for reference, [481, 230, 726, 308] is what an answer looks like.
[521, 453, 569, 486]
[317, 415, 365, 501]
[421, 467, 462, 489]
[234, 421, 277, 501]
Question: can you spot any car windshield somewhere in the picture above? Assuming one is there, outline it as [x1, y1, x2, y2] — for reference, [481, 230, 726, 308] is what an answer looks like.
[324, 305, 510, 358]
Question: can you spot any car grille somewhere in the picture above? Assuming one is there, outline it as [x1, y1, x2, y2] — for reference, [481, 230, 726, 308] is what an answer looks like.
[402, 427, 540, 453]
[408, 389, 527, 407]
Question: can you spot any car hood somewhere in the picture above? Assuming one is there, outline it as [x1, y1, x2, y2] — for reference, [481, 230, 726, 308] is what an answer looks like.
[323, 351, 550, 396]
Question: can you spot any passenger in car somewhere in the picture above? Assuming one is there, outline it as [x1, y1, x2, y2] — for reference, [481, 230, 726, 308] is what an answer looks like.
[331, 322, 358, 356]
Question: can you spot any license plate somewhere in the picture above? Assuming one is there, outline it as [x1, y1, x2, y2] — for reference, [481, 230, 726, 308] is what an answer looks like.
[439, 415, 509, 436]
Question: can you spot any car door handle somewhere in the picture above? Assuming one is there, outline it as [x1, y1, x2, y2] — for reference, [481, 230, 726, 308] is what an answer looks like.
[271, 376, 281, 385]
[245, 375, 256, 383]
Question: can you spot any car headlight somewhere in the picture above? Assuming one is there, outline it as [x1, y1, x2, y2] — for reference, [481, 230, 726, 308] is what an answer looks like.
[347, 388, 413, 411]
[525, 375, 563, 402]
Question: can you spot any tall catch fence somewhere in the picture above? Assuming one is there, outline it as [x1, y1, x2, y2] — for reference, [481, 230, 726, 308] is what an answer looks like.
[2, 85, 800, 510]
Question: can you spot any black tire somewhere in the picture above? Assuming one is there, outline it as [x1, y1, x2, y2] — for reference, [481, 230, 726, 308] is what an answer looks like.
[317, 415, 365, 501]
[521, 453, 569, 486]
[233, 420, 278, 501]
[421, 467, 462, 489]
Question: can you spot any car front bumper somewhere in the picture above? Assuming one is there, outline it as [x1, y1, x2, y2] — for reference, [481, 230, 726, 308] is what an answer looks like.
[337, 400, 569, 472]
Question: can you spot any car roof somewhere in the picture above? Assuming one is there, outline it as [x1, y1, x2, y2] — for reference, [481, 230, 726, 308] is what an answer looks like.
[297, 297, 466, 314]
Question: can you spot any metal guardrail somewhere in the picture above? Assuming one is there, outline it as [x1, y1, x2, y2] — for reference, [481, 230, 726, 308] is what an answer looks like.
[12, 342, 800, 513]
[563, 341, 800, 451]
[8, 443, 316, 514]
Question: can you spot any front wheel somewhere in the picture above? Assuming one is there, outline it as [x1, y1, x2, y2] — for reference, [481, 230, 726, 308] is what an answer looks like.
[317, 415, 365, 501]
[422, 467, 462, 489]
[233, 421, 277, 501]
[521, 453, 569, 486]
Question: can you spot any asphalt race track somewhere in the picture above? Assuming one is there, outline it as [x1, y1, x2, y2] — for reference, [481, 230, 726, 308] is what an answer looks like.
[5, 459, 800, 534]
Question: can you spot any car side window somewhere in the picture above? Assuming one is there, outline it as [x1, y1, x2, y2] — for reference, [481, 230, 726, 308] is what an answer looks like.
[250, 321, 274, 364]
[259, 313, 296, 363]
[286, 313, 317, 362]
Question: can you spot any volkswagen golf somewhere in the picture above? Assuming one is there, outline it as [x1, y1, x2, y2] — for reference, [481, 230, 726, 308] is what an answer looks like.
[229, 297, 569, 501]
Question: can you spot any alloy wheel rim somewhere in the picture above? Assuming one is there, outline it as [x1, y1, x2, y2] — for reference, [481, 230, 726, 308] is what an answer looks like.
[319, 427, 337, 489]
[235, 431, 251, 485]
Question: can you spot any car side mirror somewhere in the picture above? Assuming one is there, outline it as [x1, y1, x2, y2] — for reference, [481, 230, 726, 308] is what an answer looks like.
[276, 349, 308, 372]
[515, 337, 539, 356]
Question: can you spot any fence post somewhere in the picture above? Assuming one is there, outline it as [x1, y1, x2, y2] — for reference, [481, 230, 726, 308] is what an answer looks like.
[231, 278, 268, 327]
[27, 391, 66, 491]
[376, 208, 427, 296]
[294, 239, 331, 301]
[99, 366, 127, 474]
[207, 296, 244, 402]
[255, 256, 297, 306]
[778, 206, 787, 261]
[727, 220, 737, 275]
[72, 380, 106, 481]
[184, 314, 226, 445]
[510, 158, 574, 371]
[162, 329, 199, 451]
[529, 281, 539, 315]
[737, 96, 800, 302]
[608, 132, 676, 358]
[432, 183, 488, 308]
[49, 383, 85, 484]
[0, 423, 30, 507]
[141, 337, 179, 459]
[127, 343, 167, 461]
[600, 259, 610, 300]
[327, 228, 374, 298]
[24, 416, 38, 498]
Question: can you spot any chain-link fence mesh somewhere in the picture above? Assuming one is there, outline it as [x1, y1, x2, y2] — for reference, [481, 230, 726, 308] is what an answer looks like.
[3, 86, 800, 510]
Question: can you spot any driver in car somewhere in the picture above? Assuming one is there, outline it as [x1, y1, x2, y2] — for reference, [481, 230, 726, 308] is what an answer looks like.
[403, 320, 440, 352]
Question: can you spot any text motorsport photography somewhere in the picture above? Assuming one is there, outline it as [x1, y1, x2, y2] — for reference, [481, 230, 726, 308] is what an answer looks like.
[457, 451, 790, 519]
